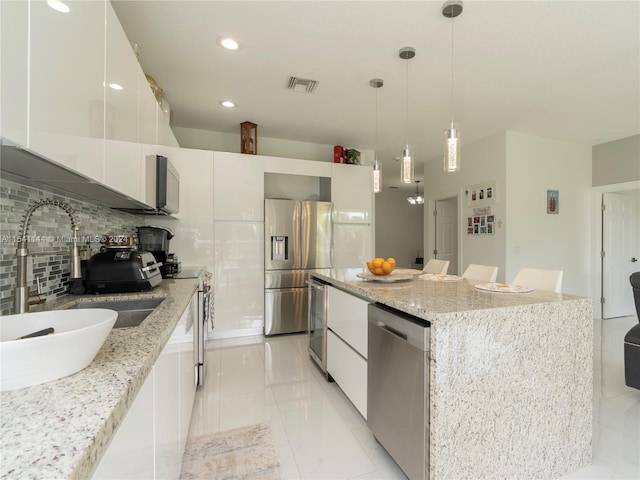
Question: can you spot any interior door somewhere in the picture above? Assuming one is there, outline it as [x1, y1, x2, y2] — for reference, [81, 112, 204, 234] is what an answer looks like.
[434, 197, 458, 275]
[602, 190, 640, 318]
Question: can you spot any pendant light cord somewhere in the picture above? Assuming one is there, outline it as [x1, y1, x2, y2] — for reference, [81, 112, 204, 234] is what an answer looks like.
[450, 12, 454, 125]
[406, 57, 409, 144]
[375, 85, 379, 163]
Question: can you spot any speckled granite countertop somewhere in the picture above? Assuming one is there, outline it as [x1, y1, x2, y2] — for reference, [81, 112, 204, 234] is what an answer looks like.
[310, 268, 586, 320]
[0, 277, 199, 480]
[313, 268, 594, 479]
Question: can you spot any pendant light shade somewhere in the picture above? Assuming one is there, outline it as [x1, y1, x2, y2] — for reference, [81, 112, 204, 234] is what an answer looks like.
[401, 144, 414, 184]
[444, 123, 460, 172]
[407, 181, 424, 205]
[373, 159, 382, 193]
[370, 78, 384, 193]
[442, 1, 463, 173]
[399, 47, 415, 184]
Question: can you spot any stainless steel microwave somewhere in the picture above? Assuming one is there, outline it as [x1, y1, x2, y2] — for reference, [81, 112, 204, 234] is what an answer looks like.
[156, 155, 179, 214]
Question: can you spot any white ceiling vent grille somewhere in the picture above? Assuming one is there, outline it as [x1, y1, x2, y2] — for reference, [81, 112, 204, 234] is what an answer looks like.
[286, 76, 318, 93]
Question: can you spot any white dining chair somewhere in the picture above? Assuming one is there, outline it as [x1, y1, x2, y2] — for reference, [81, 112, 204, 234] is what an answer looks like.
[462, 264, 499, 282]
[512, 267, 563, 293]
[422, 259, 450, 275]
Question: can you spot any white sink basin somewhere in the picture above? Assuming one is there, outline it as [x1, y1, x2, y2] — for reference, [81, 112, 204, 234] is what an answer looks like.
[0, 309, 117, 391]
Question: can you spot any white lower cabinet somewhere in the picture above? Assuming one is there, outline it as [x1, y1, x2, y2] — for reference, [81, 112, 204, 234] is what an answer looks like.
[92, 372, 154, 479]
[92, 299, 197, 479]
[327, 286, 369, 358]
[327, 330, 368, 419]
[326, 286, 370, 419]
[154, 339, 181, 479]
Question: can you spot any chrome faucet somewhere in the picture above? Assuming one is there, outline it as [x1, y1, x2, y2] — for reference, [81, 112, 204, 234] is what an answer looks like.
[14, 199, 83, 314]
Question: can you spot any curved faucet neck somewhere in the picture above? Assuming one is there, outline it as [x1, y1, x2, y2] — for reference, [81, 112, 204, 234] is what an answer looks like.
[20, 199, 78, 240]
[14, 198, 81, 314]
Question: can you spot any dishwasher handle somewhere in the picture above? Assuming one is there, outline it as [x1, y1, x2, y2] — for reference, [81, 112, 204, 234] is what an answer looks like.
[377, 322, 408, 342]
[368, 304, 430, 351]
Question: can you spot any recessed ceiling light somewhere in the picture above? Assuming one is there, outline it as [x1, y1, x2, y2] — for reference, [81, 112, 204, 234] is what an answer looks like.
[108, 83, 124, 91]
[47, 0, 70, 13]
[217, 37, 241, 50]
[220, 100, 236, 108]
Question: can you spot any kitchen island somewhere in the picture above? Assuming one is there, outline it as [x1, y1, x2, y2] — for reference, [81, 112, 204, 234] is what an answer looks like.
[0, 277, 199, 480]
[311, 268, 593, 480]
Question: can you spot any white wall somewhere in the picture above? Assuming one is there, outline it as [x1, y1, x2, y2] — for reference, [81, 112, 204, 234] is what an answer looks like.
[374, 189, 423, 268]
[423, 131, 508, 281]
[505, 131, 592, 295]
[592, 134, 640, 186]
[173, 126, 374, 165]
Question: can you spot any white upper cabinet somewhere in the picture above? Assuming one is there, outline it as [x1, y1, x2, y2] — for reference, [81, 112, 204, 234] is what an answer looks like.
[157, 104, 179, 147]
[105, 3, 138, 144]
[331, 164, 373, 223]
[138, 77, 158, 146]
[213, 152, 264, 221]
[104, 2, 144, 201]
[29, 0, 105, 182]
[0, 0, 28, 147]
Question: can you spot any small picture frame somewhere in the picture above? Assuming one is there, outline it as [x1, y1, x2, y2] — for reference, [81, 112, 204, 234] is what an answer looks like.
[467, 180, 497, 207]
[546, 189, 559, 214]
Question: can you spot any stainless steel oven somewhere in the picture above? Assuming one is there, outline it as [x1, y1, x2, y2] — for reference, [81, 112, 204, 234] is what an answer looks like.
[177, 268, 213, 387]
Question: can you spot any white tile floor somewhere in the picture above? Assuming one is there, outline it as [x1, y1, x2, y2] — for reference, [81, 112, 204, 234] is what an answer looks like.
[187, 316, 640, 480]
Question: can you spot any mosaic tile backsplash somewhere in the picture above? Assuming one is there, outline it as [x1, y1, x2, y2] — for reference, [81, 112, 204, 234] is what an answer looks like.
[0, 178, 142, 315]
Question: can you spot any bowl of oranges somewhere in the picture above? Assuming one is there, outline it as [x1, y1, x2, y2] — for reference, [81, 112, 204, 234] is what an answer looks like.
[366, 257, 396, 276]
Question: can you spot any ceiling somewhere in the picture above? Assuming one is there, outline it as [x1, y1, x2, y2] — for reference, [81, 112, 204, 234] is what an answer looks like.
[112, 1, 640, 190]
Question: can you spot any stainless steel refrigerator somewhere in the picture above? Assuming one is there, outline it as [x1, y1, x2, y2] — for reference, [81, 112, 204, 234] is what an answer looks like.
[264, 199, 333, 336]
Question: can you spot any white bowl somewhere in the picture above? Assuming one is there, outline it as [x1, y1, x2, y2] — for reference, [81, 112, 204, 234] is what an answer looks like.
[0, 309, 117, 391]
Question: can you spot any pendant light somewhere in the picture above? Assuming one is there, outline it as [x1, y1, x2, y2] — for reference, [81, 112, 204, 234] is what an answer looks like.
[399, 47, 416, 183]
[370, 78, 384, 193]
[407, 181, 424, 205]
[443, 0, 463, 172]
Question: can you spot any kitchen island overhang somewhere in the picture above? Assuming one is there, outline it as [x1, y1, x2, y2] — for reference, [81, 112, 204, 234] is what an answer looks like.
[311, 268, 593, 480]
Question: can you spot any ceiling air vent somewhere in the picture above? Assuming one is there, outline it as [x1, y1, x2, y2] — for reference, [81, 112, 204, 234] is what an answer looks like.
[286, 76, 318, 93]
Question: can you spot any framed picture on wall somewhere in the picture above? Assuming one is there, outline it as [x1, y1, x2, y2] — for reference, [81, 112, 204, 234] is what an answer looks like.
[467, 180, 497, 207]
[546, 189, 559, 214]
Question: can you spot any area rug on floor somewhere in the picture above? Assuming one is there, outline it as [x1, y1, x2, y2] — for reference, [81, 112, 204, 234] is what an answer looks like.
[180, 423, 283, 480]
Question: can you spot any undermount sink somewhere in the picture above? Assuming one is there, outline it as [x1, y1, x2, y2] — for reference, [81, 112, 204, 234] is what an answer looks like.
[0, 309, 117, 391]
[68, 297, 165, 328]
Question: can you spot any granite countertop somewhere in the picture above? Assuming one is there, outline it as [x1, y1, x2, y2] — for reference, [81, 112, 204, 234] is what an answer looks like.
[0, 277, 199, 480]
[311, 268, 587, 322]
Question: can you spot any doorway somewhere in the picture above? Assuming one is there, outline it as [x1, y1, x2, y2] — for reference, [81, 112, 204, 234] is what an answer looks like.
[601, 189, 640, 318]
[433, 196, 459, 275]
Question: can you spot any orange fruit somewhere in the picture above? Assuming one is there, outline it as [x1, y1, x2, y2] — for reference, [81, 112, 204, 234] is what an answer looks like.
[387, 257, 396, 265]
[381, 261, 393, 274]
[373, 267, 384, 275]
[372, 258, 383, 267]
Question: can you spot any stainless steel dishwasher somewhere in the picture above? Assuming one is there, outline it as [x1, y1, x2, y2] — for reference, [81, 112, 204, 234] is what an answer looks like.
[367, 303, 430, 480]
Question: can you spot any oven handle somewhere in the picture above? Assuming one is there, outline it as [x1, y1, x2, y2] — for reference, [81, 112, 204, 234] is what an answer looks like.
[203, 288, 214, 330]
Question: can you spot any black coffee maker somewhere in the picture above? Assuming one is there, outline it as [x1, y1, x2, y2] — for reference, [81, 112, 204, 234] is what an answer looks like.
[136, 226, 181, 278]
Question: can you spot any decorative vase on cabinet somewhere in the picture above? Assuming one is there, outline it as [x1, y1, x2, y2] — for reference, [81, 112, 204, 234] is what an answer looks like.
[240, 121, 257, 155]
